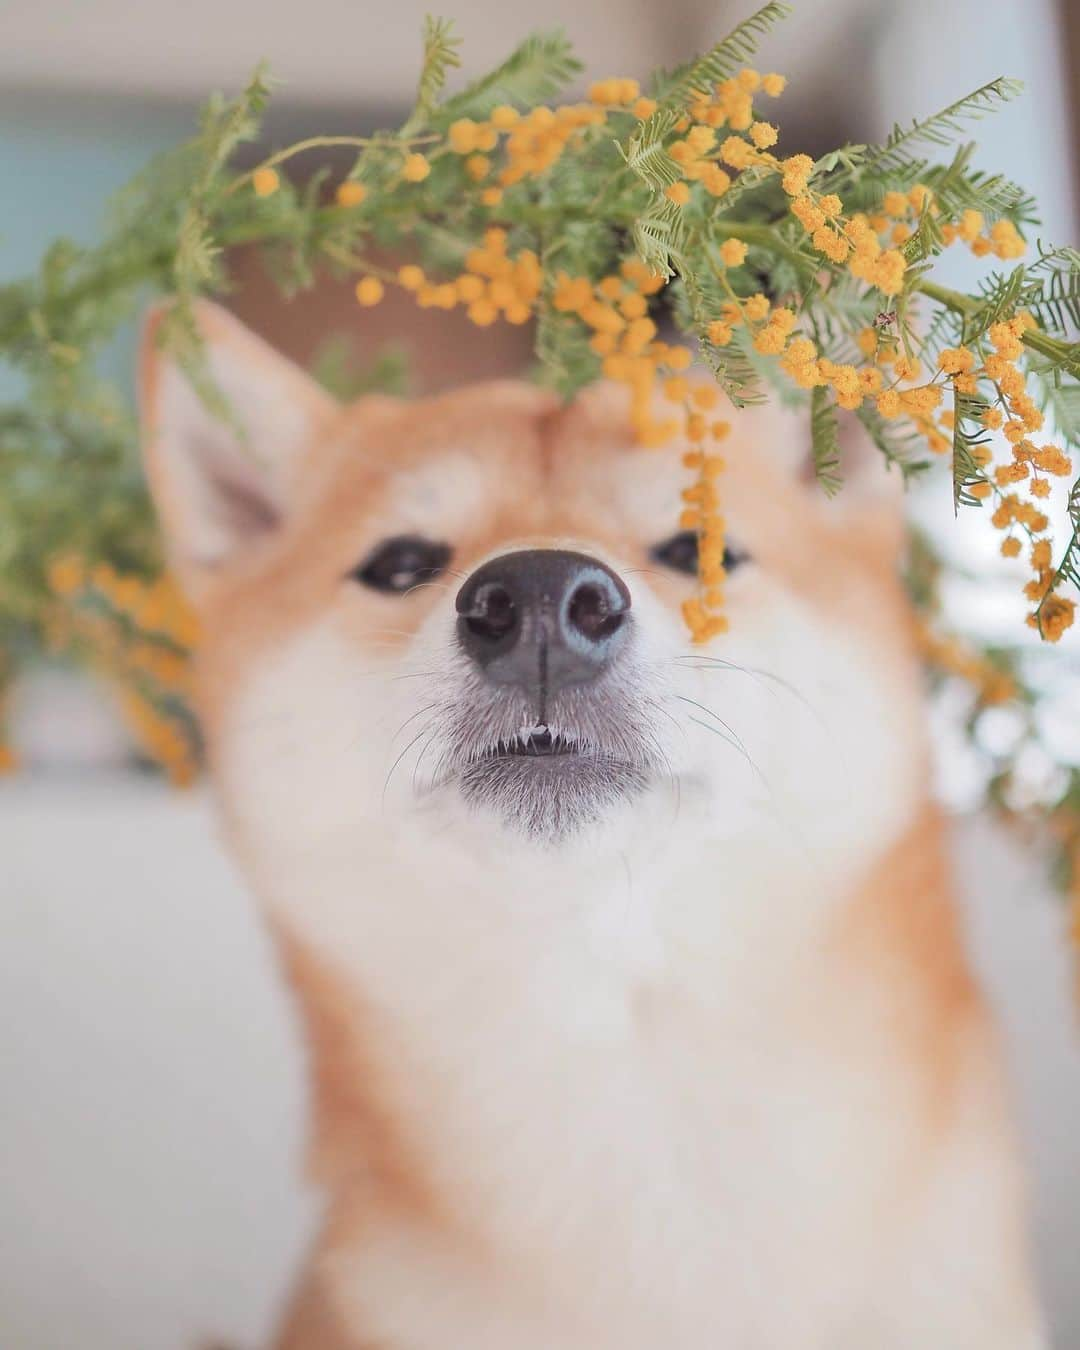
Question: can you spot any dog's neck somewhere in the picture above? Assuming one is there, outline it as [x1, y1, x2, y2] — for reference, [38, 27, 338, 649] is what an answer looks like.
[264, 794, 970, 1350]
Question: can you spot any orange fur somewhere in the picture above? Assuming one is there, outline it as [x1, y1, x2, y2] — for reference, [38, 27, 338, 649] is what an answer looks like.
[274, 931, 441, 1218]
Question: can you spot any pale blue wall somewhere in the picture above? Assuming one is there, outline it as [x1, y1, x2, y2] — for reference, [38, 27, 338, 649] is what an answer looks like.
[0, 95, 198, 399]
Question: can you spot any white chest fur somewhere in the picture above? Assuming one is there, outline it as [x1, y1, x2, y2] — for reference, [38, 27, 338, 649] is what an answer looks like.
[248, 812, 930, 1349]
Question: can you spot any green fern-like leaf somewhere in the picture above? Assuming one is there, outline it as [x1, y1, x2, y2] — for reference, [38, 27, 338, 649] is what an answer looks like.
[865, 77, 1023, 176]
[311, 336, 412, 400]
[1025, 247, 1080, 335]
[402, 16, 462, 132]
[670, 269, 764, 406]
[961, 264, 1030, 341]
[810, 385, 842, 495]
[701, 328, 767, 408]
[1057, 477, 1080, 591]
[173, 215, 221, 292]
[439, 30, 581, 119]
[855, 403, 931, 481]
[952, 390, 992, 510]
[834, 144, 1037, 235]
[1029, 357, 1080, 446]
[535, 300, 598, 397]
[901, 204, 946, 266]
[810, 272, 881, 347]
[619, 109, 683, 192]
[155, 301, 239, 434]
[632, 197, 688, 280]
[953, 251, 1080, 364]
[925, 143, 1038, 229]
[657, 2, 793, 104]
[196, 63, 274, 190]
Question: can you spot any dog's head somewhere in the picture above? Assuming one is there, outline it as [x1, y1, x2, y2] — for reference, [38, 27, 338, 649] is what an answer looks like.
[140, 302, 927, 891]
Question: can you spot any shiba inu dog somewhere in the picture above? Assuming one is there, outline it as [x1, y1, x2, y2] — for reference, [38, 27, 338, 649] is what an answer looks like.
[140, 300, 1045, 1349]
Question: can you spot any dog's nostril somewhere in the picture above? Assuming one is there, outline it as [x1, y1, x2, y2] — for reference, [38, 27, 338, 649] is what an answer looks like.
[464, 582, 516, 642]
[567, 581, 625, 643]
[456, 549, 631, 689]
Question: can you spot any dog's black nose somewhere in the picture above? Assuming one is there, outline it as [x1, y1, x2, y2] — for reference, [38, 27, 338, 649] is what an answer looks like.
[456, 549, 631, 693]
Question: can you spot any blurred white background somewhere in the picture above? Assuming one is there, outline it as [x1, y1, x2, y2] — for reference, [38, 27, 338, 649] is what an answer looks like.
[2, 1, 1079, 1346]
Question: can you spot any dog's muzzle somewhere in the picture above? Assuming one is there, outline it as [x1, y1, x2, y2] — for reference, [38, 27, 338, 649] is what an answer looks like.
[432, 548, 659, 838]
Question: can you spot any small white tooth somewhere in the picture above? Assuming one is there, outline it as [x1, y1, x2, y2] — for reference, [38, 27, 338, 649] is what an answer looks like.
[520, 724, 547, 739]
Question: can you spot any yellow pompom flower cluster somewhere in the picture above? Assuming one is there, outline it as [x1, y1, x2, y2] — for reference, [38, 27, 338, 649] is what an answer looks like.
[787, 191, 908, 294]
[363, 228, 543, 327]
[460, 229, 543, 324]
[633, 65, 915, 301]
[872, 188, 1028, 262]
[1037, 594, 1077, 642]
[335, 180, 367, 208]
[8, 5, 1079, 815]
[588, 77, 642, 107]
[497, 102, 606, 187]
[354, 276, 385, 307]
[690, 67, 786, 130]
[585, 78, 658, 123]
[45, 556, 200, 782]
[911, 315, 1075, 640]
[553, 260, 695, 445]
[251, 167, 280, 197]
[701, 290, 886, 414]
[401, 153, 432, 182]
[917, 620, 1018, 707]
[680, 438, 731, 644]
[547, 259, 734, 637]
[938, 211, 1027, 260]
[657, 67, 786, 207]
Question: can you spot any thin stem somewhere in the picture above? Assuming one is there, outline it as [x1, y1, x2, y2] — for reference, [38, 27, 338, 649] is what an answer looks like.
[320, 239, 399, 283]
[223, 134, 440, 196]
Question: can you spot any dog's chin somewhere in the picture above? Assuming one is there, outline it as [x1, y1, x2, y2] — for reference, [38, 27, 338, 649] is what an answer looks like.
[457, 729, 650, 840]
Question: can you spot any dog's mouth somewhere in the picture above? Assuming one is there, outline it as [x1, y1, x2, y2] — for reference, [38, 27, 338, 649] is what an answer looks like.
[453, 719, 652, 839]
[428, 668, 668, 840]
[482, 725, 580, 760]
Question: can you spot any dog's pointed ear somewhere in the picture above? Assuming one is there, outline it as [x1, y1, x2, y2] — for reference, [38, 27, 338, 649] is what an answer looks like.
[138, 299, 338, 602]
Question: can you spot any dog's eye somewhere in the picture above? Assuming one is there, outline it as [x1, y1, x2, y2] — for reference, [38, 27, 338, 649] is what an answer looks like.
[352, 535, 452, 594]
[650, 531, 749, 576]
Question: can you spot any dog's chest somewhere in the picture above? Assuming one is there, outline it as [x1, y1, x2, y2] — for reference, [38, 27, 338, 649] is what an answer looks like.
[297, 851, 911, 1346]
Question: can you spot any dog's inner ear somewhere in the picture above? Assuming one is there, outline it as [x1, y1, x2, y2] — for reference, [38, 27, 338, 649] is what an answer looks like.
[206, 458, 284, 539]
[139, 300, 339, 597]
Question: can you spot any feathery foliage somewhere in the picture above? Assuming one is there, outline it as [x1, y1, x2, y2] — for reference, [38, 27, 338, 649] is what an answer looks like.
[404, 16, 464, 131]
[862, 77, 1024, 177]
[0, 8, 1077, 891]
[439, 30, 581, 118]
[810, 385, 842, 496]
[656, 2, 793, 103]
